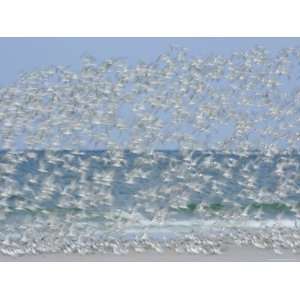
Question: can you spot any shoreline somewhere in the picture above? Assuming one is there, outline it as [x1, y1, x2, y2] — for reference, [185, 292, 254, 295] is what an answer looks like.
[0, 247, 299, 262]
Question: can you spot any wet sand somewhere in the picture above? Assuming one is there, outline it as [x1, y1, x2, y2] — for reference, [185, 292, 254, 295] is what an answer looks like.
[0, 247, 299, 261]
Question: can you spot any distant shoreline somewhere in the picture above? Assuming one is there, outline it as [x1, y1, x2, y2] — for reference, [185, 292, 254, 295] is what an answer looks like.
[0, 247, 299, 262]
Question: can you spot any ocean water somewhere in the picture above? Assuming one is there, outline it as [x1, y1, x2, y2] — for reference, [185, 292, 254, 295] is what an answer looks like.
[1, 150, 300, 256]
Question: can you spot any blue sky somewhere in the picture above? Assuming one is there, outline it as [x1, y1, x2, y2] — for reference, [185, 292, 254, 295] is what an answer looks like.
[1, 38, 300, 86]
[1, 38, 300, 150]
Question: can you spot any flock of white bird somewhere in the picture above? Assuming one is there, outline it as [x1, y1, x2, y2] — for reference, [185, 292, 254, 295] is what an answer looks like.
[1, 45, 300, 257]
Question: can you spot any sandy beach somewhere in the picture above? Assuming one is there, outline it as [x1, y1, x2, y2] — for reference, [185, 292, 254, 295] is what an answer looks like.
[0, 247, 299, 262]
